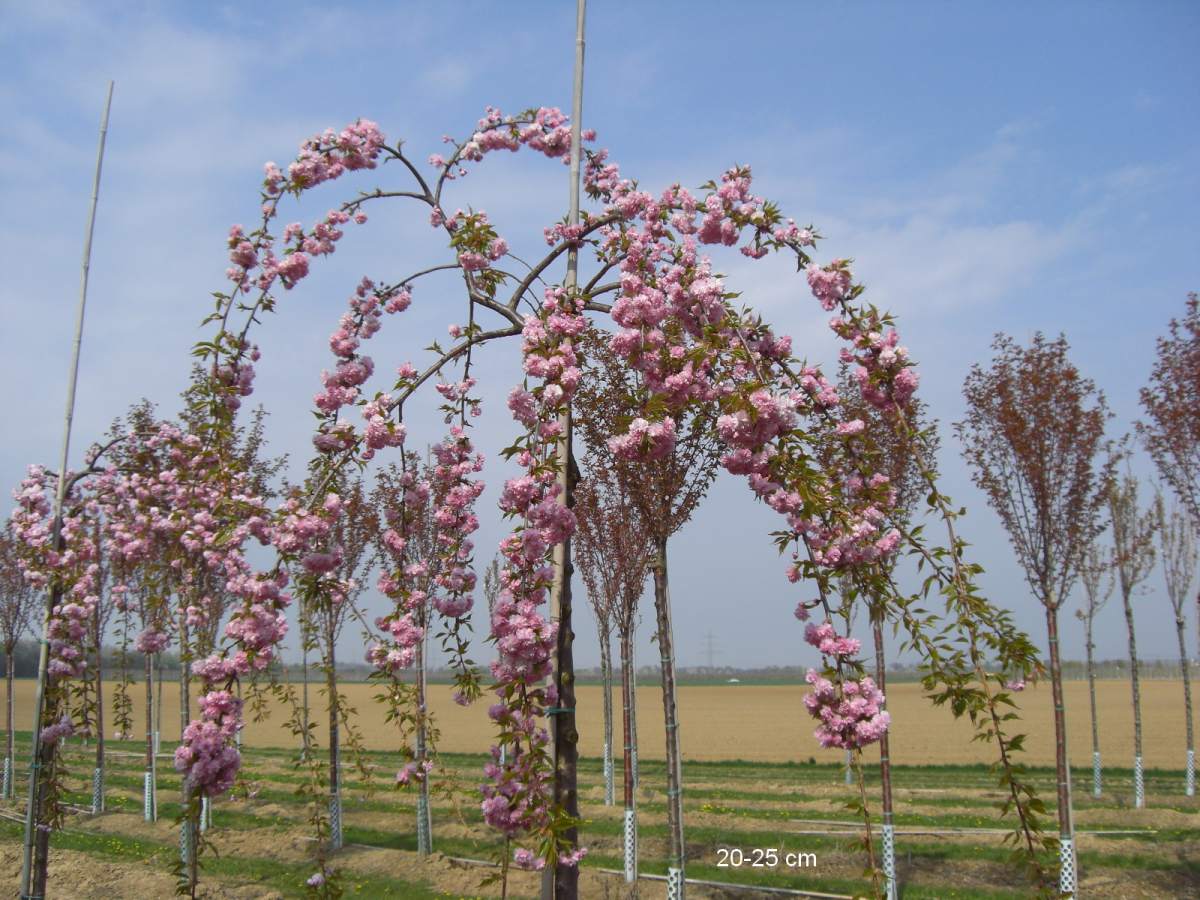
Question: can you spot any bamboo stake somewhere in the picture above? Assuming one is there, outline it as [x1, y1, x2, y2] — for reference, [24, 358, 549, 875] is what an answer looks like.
[543, 4, 586, 897]
[21, 79, 114, 900]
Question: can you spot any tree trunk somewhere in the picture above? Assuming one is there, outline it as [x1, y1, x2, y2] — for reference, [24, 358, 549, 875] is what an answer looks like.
[652, 535, 686, 898]
[28, 727, 55, 899]
[155, 651, 163, 755]
[1085, 613, 1101, 798]
[24, 578, 66, 899]
[145, 650, 156, 821]
[619, 629, 637, 883]
[600, 625, 614, 807]
[1176, 616, 1195, 796]
[5, 644, 14, 800]
[415, 610, 431, 855]
[327, 620, 342, 851]
[301, 637, 311, 762]
[872, 615, 896, 900]
[93, 609, 105, 813]
[1044, 601, 1076, 895]
[179, 606, 198, 892]
[549, 473, 580, 899]
[630, 632, 639, 795]
[1121, 590, 1145, 808]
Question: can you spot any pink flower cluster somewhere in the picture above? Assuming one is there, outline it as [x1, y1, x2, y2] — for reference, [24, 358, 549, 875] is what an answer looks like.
[313, 277, 411, 458]
[429, 429, 485, 621]
[481, 731, 553, 836]
[483, 285, 588, 847]
[803, 669, 890, 749]
[457, 106, 593, 168]
[220, 570, 291, 668]
[371, 470, 433, 674]
[265, 119, 386, 193]
[804, 621, 861, 657]
[174, 689, 243, 796]
[607, 416, 677, 461]
[10, 466, 100, 680]
[829, 310, 920, 414]
[135, 627, 171, 655]
[512, 847, 545, 871]
[39, 716, 75, 746]
[395, 758, 434, 786]
[800, 620, 889, 749]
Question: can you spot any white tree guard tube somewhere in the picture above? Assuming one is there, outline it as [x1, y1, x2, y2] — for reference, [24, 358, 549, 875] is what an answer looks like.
[179, 820, 192, 866]
[882, 823, 897, 900]
[416, 791, 431, 856]
[199, 796, 211, 832]
[667, 865, 685, 900]
[844, 749, 853, 786]
[1059, 837, 1075, 898]
[1134, 755, 1145, 808]
[1092, 750, 1102, 798]
[143, 771, 154, 822]
[622, 807, 637, 883]
[603, 740, 613, 806]
[91, 767, 103, 814]
[2, 755, 11, 799]
[1187, 748, 1195, 797]
[330, 791, 343, 849]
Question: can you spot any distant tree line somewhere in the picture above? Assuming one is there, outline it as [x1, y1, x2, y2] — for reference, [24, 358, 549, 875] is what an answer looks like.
[0, 639, 179, 679]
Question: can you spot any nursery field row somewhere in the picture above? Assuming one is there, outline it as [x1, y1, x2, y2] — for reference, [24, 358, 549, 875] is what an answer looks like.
[0, 733, 1196, 898]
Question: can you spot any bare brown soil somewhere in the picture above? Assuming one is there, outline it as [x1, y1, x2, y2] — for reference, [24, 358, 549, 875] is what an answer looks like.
[6, 677, 1193, 767]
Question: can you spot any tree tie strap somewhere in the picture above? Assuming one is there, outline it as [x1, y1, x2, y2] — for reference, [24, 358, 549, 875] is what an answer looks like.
[546, 707, 574, 716]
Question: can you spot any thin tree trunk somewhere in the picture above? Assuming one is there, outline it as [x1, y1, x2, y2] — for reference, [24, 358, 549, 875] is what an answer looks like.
[653, 536, 686, 897]
[1122, 590, 1145, 808]
[24, 578, 67, 899]
[301, 636, 310, 762]
[155, 651, 163, 755]
[1085, 613, 1101, 798]
[872, 615, 896, 900]
[327, 619, 342, 851]
[1044, 601, 1076, 895]
[5, 645, 14, 800]
[619, 629, 637, 882]
[1176, 615, 1195, 796]
[28, 717, 56, 899]
[630, 632, 639, 794]
[415, 611, 431, 855]
[179, 606, 198, 892]
[145, 650, 156, 821]
[548, 455, 580, 899]
[600, 626, 614, 806]
[93, 609, 105, 813]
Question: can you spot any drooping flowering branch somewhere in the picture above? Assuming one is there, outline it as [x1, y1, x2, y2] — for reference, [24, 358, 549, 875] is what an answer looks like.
[151, 102, 1058, 896]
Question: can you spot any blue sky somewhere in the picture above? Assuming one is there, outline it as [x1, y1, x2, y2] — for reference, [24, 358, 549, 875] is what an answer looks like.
[1, 1, 1197, 673]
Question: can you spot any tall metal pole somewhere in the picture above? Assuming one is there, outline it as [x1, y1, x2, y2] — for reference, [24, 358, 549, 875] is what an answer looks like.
[543, 4, 586, 897]
[21, 79, 114, 899]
